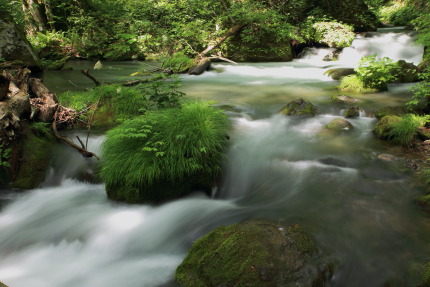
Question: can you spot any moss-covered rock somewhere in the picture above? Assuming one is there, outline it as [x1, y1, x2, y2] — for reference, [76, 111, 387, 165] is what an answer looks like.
[176, 220, 332, 287]
[325, 68, 355, 80]
[395, 60, 419, 83]
[373, 115, 402, 140]
[343, 106, 360, 118]
[326, 118, 353, 132]
[279, 98, 317, 116]
[375, 106, 406, 120]
[0, 281, 9, 287]
[10, 123, 54, 189]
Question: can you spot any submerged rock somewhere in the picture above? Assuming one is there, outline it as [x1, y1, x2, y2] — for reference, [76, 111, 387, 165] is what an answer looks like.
[325, 68, 355, 80]
[343, 106, 360, 118]
[175, 220, 333, 287]
[373, 115, 402, 139]
[279, 98, 317, 116]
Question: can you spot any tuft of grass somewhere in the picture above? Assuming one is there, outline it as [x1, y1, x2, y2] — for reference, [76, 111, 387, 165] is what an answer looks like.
[99, 100, 230, 196]
[338, 75, 378, 93]
[387, 114, 429, 147]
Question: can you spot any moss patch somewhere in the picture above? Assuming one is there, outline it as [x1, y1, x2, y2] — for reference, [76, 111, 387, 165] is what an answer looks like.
[373, 115, 402, 140]
[375, 106, 406, 120]
[175, 220, 329, 287]
[279, 98, 316, 116]
[10, 123, 54, 189]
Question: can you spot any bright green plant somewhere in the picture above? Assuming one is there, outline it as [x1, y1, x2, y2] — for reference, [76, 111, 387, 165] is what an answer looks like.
[0, 144, 11, 167]
[338, 75, 378, 93]
[99, 100, 230, 201]
[28, 31, 74, 60]
[355, 55, 400, 90]
[387, 114, 429, 147]
[313, 21, 355, 48]
[161, 51, 194, 73]
[407, 68, 430, 108]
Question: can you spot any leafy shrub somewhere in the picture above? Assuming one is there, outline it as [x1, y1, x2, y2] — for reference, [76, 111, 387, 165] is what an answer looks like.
[99, 100, 230, 202]
[407, 69, 430, 108]
[338, 75, 378, 93]
[355, 55, 400, 90]
[387, 114, 429, 146]
[58, 78, 184, 126]
[313, 21, 355, 48]
[389, 4, 420, 26]
[28, 31, 75, 60]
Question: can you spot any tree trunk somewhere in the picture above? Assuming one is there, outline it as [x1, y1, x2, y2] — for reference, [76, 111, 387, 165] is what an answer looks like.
[21, 0, 49, 35]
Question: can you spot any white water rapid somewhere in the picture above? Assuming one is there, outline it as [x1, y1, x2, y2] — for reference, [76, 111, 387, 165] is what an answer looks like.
[1, 28, 429, 287]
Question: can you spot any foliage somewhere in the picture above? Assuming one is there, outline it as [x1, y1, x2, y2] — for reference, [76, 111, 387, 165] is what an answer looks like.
[28, 31, 75, 60]
[0, 144, 11, 167]
[0, 0, 25, 26]
[386, 113, 429, 146]
[161, 51, 194, 73]
[312, 21, 355, 48]
[59, 78, 184, 125]
[355, 55, 400, 90]
[338, 75, 378, 93]
[99, 100, 230, 199]
[407, 68, 430, 108]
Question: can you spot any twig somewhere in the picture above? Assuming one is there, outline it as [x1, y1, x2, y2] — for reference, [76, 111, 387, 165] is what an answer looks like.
[52, 113, 100, 160]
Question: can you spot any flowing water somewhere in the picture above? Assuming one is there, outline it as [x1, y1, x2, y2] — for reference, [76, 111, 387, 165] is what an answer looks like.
[1, 29, 430, 287]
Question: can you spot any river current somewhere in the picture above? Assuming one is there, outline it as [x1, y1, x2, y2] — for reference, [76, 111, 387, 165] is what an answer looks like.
[0, 28, 429, 287]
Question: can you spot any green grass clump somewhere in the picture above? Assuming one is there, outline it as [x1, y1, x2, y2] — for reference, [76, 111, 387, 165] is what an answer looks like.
[338, 75, 377, 93]
[99, 100, 230, 202]
[387, 114, 429, 147]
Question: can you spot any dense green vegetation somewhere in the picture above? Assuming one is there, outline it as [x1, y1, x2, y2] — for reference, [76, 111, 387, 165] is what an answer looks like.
[100, 100, 230, 203]
[2, 0, 382, 66]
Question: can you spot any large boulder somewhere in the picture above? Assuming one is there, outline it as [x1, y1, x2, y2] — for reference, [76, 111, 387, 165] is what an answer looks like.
[279, 98, 317, 116]
[373, 115, 402, 139]
[0, 20, 40, 69]
[326, 118, 353, 132]
[176, 220, 333, 287]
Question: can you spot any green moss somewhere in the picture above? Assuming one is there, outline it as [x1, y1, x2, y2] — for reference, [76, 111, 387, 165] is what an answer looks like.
[338, 75, 378, 93]
[176, 220, 320, 287]
[373, 115, 402, 140]
[0, 281, 9, 287]
[279, 98, 316, 116]
[11, 123, 54, 189]
[100, 100, 230, 203]
[326, 118, 353, 131]
[375, 106, 406, 120]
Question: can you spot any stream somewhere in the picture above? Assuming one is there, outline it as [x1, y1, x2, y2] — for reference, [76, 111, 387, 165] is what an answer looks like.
[1, 28, 430, 287]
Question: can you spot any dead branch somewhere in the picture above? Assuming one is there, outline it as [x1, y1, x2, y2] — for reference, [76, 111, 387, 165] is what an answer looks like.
[52, 114, 100, 160]
[198, 24, 245, 58]
[81, 69, 101, 86]
[208, 56, 238, 65]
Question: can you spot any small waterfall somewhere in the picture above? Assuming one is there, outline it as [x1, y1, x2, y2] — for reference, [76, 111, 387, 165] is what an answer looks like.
[338, 29, 423, 66]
